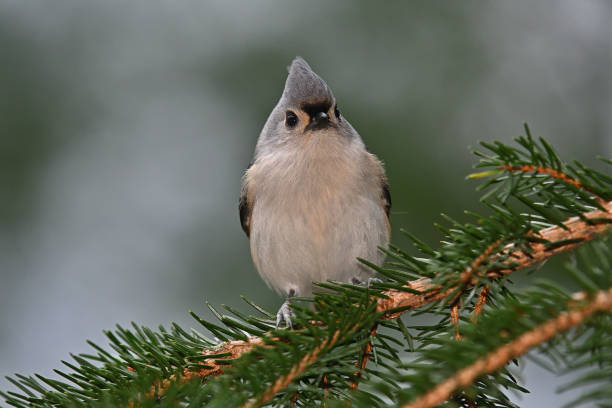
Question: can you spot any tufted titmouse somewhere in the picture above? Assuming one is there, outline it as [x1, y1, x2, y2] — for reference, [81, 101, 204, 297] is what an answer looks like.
[239, 57, 391, 327]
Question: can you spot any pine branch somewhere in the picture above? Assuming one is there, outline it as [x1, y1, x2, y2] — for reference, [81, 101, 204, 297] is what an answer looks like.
[179, 200, 611, 382]
[360, 236, 612, 408]
[189, 178, 611, 404]
[378, 200, 612, 319]
[401, 285, 612, 408]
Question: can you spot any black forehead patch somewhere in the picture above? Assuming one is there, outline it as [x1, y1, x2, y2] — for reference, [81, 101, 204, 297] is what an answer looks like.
[283, 57, 334, 106]
[300, 101, 332, 117]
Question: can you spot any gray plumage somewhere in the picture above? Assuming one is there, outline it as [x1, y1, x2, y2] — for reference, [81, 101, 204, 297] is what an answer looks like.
[240, 57, 391, 306]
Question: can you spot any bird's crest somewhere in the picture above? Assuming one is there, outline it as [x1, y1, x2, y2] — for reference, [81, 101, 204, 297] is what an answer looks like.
[282, 57, 334, 107]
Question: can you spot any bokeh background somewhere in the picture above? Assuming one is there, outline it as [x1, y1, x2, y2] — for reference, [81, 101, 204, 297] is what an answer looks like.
[1, 1, 611, 406]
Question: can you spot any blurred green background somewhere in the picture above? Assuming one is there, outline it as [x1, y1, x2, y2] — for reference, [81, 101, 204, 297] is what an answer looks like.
[1, 1, 611, 406]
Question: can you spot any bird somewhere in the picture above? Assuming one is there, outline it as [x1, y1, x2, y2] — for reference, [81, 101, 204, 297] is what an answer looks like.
[239, 57, 391, 328]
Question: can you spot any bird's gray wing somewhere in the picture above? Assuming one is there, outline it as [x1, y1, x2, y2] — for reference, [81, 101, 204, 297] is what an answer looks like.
[381, 178, 391, 219]
[239, 163, 254, 237]
[365, 150, 391, 220]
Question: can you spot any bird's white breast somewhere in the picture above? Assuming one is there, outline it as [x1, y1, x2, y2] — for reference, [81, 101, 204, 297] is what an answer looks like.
[247, 135, 389, 297]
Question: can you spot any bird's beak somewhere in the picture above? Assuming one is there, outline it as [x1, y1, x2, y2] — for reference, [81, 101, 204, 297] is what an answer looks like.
[306, 111, 330, 131]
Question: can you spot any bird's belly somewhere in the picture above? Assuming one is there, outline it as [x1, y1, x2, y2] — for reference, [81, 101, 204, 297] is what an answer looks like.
[249, 191, 388, 297]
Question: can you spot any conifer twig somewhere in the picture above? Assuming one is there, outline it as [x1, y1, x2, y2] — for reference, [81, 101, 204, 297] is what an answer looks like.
[471, 285, 489, 323]
[500, 164, 605, 203]
[459, 238, 505, 284]
[450, 301, 462, 340]
[450, 239, 503, 339]
[242, 329, 344, 408]
[350, 325, 378, 389]
[379, 200, 611, 319]
[401, 285, 612, 408]
[321, 374, 328, 406]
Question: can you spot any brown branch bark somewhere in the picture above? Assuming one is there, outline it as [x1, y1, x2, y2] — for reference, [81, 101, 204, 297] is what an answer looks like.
[401, 285, 612, 408]
[193, 338, 266, 378]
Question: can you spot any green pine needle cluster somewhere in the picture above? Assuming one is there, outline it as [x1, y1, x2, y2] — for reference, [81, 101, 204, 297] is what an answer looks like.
[2, 125, 611, 408]
[356, 238, 612, 408]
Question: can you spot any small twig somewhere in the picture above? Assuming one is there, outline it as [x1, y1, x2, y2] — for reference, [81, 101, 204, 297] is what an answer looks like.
[450, 301, 462, 340]
[402, 285, 612, 408]
[350, 325, 378, 389]
[290, 390, 298, 406]
[446, 238, 504, 339]
[322, 374, 329, 407]
[471, 285, 490, 323]
[500, 164, 606, 204]
[459, 238, 505, 284]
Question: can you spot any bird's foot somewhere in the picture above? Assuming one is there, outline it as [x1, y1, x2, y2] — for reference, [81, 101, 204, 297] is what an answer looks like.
[351, 277, 383, 287]
[276, 299, 296, 329]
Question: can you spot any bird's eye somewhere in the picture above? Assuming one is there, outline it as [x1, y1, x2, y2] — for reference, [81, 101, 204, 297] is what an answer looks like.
[334, 105, 341, 119]
[285, 111, 298, 128]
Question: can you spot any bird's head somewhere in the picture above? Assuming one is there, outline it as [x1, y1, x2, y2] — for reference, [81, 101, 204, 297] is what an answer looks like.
[256, 57, 359, 156]
[280, 57, 341, 133]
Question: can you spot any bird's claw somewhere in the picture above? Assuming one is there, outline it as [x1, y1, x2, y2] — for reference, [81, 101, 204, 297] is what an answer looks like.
[276, 300, 295, 329]
[352, 277, 383, 287]
[366, 277, 383, 286]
